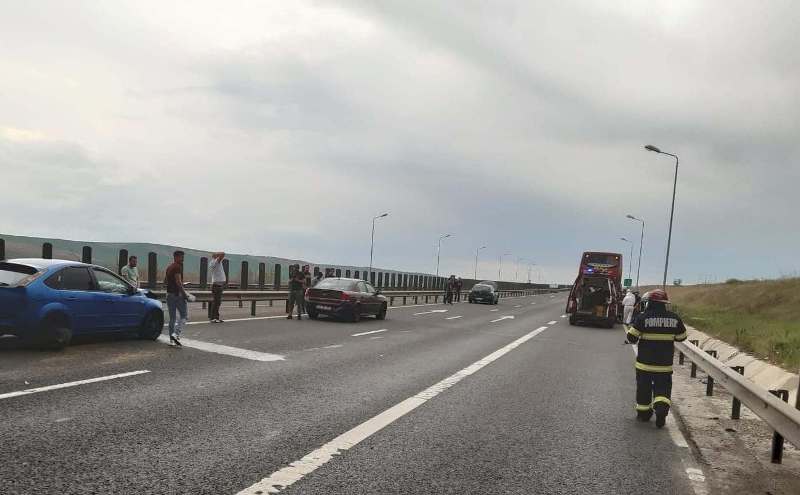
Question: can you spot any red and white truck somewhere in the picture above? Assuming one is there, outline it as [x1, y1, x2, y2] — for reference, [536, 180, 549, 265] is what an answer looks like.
[565, 251, 623, 328]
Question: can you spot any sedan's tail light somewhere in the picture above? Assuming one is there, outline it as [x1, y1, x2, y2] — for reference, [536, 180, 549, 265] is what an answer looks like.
[340, 292, 350, 301]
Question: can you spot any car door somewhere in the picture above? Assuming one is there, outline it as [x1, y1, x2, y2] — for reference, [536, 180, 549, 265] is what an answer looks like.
[91, 268, 143, 330]
[363, 282, 379, 314]
[44, 267, 99, 333]
[356, 281, 371, 313]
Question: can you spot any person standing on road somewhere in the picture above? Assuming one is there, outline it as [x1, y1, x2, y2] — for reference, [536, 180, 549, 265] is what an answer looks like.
[208, 251, 226, 323]
[287, 264, 305, 320]
[120, 255, 139, 288]
[445, 275, 456, 305]
[312, 271, 324, 287]
[625, 289, 687, 428]
[622, 289, 636, 327]
[165, 250, 190, 346]
[455, 277, 463, 302]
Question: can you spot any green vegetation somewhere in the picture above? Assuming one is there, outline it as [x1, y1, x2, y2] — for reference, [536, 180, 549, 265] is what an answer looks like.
[666, 278, 800, 370]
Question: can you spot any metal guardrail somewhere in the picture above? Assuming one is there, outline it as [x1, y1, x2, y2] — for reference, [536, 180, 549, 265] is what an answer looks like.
[150, 288, 568, 315]
[676, 340, 800, 463]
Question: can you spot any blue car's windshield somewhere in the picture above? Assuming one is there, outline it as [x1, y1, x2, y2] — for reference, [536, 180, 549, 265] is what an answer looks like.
[0, 262, 39, 286]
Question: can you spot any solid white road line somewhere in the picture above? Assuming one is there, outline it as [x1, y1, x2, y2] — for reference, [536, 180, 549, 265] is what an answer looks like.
[547, 320, 558, 325]
[514, 305, 522, 308]
[560, 314, 567, 318]
[489, 309, 499, 312]
[157, 336, 284, 362]
[351, 329, 388, 337]
[445, 316, 463, 320]
[530, 303, 536, 305]
[413, 309, 448, 316]
[0, 370, 150, 401]
[235, 325, 550, 495]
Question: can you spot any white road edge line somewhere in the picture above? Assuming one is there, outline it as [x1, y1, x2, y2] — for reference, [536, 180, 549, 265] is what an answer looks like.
[236, 325, 551, 494]
[157, 336, 284, 362]
[351, 329, 388, 337]
[0, 370, 151, 400]
[445, 316, 463, 320]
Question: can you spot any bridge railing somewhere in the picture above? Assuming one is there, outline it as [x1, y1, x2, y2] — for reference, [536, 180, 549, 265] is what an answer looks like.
[676, 340, 800, 464]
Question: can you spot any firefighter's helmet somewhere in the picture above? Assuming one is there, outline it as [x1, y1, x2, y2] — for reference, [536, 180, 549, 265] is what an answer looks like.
[642, 289, 670, 303]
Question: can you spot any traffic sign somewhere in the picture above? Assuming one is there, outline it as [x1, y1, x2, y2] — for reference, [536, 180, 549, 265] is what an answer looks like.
[624, 278, 632, 287]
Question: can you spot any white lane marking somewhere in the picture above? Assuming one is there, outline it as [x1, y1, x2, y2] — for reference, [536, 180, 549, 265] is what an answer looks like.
[560, 315, 567, 318]
[413, 309, 448, 316]
[547, 320, 558, 325]
[445, 316, 463, 320]
[236, 325, 551, 494]
[531, 303, 536, 305]
[490, 315, 515, 323]
[514, 305, 522, 308]
[157, 336, 284, 362]
[489, 309, 499, 312]
[323, 344, 343, 349]
[0, 370, 150, 401]
[351, 329, 388, 337]
[369, 336, 385, 340]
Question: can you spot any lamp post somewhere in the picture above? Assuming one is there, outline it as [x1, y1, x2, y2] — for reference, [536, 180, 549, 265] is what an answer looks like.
[498, 253, 511, 281]
[436, 233, 451, 277]
[626, 214, 645, 289]
[645, 144, 679, 290]
[474, 245, 487, 279]
[619, 237, 633, 287]
[369, 213, 389, 279]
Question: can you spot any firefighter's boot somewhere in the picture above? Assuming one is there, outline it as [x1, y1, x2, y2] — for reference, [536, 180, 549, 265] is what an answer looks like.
[654, 403, 668, 428]
[636, 410, 653, 422]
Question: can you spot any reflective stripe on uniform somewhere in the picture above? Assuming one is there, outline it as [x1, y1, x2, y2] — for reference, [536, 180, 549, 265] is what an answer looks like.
[627, 327, 642, 337]
[653, 396, 671, 406]
[635, 404, 652, 411]
[635, 361, 673, 373]
[639, 332, 676, 341]
[674, 331, 687, 341]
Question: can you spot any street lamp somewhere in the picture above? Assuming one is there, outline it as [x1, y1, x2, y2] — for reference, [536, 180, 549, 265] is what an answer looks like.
[436, 233, 451, 277]
[369, 212, 389, 278]
[474, 245, 487, 279]
[619, 237, 633, 287]
[498, 253, 511, 281]
[644, 144, 680, 289]
[626, 214, 645, 289]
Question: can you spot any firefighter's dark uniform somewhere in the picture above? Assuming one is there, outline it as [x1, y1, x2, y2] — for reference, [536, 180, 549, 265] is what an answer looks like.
[626, 305, 687, 420]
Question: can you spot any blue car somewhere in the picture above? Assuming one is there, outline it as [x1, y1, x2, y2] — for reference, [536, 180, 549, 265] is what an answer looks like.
[0, 259, 163, 349]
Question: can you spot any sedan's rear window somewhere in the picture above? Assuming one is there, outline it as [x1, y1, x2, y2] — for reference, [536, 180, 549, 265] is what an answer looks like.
[0, 263, 38, 287]
[313, 279, 357, 291]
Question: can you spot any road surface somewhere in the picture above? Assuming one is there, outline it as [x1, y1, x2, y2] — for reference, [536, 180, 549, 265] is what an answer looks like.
[0, 293, 696, 494]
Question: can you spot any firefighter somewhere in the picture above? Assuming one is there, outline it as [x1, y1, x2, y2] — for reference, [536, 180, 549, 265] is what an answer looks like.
[625, 289, 687, 428]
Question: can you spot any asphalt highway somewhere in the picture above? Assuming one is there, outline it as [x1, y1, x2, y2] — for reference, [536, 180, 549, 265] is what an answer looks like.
[0, 293, 696, 494]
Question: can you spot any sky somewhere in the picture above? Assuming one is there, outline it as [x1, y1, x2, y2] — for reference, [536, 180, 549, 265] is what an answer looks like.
[2, 0, 799, 285]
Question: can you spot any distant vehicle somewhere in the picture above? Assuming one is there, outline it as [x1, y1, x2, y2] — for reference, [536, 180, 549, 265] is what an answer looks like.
[468, 281, 499, 305]
[566, 252, 623, 327]
[305, 277, 387, 322]
[0, 259, 163, 349]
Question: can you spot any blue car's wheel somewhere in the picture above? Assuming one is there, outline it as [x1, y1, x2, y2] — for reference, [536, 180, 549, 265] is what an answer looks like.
[39, 318, 72, 350]
[138, 310, 163, 340]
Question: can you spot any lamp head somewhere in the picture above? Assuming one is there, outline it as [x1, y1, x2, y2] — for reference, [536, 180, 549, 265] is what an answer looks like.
[644, 144, 661, 153]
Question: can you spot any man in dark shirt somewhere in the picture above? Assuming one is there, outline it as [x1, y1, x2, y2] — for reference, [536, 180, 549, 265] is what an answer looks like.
[287, 264, 305, 320]
[165, 250, 188, 346]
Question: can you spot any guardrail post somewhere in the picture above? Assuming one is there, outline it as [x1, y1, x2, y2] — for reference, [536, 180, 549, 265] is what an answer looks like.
[705, 350, 718, 396]
[0, 238, 4, 260]
[239, 261, 248, 307]
[199, 257, 208, 289]
[258, 263, 266, 289]
[690, 340, 700, 377]
[147, 252, 157, 289]
[390, 296, 394, 307]
[414, 295, 419, 304]
[770, 389, 790, 464]
[403, 295, 407, 305]
[42, 242, 53, 259]
[250, 300, 257, 317]
[678, 348, 685, 365]
[82, 246, 92, 264]
[731, 366, 745, 419]
[273, 264, 281, 290]
[118, 249, 128, 273]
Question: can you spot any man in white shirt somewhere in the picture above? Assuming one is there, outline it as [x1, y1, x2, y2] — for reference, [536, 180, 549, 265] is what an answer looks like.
[120, 256, 139, 288]
[208, 252, 226, 323]
[622, 289, 637, 327]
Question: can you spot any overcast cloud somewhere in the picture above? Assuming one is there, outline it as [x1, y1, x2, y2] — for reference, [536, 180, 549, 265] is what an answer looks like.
[2, 0, 799, 284]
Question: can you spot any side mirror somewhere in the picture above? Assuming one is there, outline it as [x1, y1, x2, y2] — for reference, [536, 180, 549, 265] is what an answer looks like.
[127, 286, 137, 296]
[375, 289, 382, 295]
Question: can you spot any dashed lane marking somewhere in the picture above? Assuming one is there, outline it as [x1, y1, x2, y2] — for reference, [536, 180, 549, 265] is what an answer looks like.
[157, 336, 285, 362]
[369, 336, 385, 340]
[489, 309, 499, 312]
[0, 370, 150, 401]
[547, 320, 558, 325]
[560, 314, 567, 318]
[351, 329, 388, 337]
[445, 316, 463, 320]
[235, 325, 551, 494]
[490, 316, 515, 323]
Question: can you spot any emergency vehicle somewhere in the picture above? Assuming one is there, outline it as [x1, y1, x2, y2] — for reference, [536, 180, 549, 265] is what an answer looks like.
[565, 251, 623, 327]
